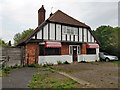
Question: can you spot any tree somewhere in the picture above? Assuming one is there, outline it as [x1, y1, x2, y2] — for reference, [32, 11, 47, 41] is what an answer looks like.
[13, 28, 34, 46]
[93, 25, 120, 59]
[0, 39, 7, 46]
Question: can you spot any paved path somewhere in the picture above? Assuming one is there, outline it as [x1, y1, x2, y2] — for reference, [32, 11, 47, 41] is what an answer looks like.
[2, 67, 37, 88]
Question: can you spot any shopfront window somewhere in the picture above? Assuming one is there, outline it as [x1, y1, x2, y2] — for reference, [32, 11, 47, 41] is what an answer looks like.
[45, 48, 61, 55]
[87, 48, 96, 54]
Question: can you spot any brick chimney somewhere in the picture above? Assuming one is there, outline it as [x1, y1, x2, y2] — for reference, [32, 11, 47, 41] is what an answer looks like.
[38, 5, 46, 26]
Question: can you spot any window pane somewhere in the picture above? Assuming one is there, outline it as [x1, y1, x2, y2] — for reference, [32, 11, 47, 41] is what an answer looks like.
[62, 26, 67, 34]
[70, 46, 72, 55]
[87, 48, 96, 54]
[78, 46, 80, 54]
[45, 48, 61, 55]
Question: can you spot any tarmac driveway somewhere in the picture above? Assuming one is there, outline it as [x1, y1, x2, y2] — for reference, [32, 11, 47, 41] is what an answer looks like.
[2, 67, 37, 88]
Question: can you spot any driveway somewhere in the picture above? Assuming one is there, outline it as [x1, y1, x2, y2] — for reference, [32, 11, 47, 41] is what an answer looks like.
[2, 67, 37, 88]
[52, 62, 119, 88]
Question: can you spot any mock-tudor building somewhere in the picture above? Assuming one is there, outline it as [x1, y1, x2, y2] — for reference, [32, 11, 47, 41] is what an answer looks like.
[18, 5, 100, 65]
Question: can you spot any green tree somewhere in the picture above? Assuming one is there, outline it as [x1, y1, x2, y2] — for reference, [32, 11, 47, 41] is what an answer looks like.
[0, 39, 7, 46]
[13, 28, 34, 46]
[93, 25, 119, 58]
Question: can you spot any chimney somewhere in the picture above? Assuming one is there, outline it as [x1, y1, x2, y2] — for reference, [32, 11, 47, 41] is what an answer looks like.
[50, 13, 53, 17]
[38, 5, 46, 26]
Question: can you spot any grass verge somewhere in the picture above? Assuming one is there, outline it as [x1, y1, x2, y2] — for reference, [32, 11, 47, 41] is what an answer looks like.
[29, 68, 86, 88]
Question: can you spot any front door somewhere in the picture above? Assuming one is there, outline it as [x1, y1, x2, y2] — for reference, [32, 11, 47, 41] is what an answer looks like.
[73, 46, 77, 62]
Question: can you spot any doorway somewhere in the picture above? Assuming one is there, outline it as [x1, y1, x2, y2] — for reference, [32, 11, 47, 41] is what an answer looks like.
[73, 46, 77, 62]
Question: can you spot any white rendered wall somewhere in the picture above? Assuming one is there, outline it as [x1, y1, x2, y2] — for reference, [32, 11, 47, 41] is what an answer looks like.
[56, 24, 61, 40]
[37, 29, 42, 39]
[38, 55, 73, 65]
[88, 30, 91, 42]
[50, 23, 55, 40]
[78, 55, 98, 62]
[79, 28, 82, 42]
[44, 24, 48, 40]
[92, 36, 94, 42]
[84, 28, 87, 42]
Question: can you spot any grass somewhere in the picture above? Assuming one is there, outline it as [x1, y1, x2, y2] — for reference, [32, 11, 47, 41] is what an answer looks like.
[110, 61, 120, 65]
[0, 70, 2, 77]
[29, 68, 85, 88]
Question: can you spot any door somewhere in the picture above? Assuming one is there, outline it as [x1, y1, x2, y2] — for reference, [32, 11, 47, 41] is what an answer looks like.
[73, 46, 77, 61]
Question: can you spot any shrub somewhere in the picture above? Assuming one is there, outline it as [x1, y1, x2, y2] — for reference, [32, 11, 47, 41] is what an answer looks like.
[28, 63, 36, 67]
[79, 61, 87, 63]
[3, 66, 11, 73]
[43, 63, 53, 67]
[63, 61, 70, 64]
[57, 61, 63, 65]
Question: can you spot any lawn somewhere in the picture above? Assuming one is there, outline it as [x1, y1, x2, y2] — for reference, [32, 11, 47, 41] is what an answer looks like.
[0, 70, 2, 77]
[29, 68, 88, 88]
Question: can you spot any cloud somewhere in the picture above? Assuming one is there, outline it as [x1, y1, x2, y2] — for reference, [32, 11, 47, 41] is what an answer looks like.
[0, 0, 119, 44]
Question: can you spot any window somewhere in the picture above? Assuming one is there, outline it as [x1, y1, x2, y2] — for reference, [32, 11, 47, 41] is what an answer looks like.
[62, 26, 78, 35]
[39, 45, 44, 55]
[78, 46, 80, 54]
[62, 26, 67, 34]
[87, 48, 96, 54]
[45, 48, 61, 55]
[69, 46, 72, 55]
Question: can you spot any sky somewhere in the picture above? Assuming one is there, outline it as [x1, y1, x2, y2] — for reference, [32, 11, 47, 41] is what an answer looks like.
[0, 0, 119, 45]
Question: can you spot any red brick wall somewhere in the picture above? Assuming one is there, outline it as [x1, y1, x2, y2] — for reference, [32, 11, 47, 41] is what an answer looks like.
[25, 43, 39, 64]
[81, 44, 86, 54]
[61, 44, 69, 55]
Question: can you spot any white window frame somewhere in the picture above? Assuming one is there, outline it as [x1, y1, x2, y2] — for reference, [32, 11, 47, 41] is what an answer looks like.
[69, 45, 80, 55]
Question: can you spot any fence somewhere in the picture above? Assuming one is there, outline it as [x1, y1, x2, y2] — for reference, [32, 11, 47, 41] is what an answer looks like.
[0, 46, 23, 67]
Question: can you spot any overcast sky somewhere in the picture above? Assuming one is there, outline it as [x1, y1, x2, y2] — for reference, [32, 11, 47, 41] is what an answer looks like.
[0, 0, 119, 44]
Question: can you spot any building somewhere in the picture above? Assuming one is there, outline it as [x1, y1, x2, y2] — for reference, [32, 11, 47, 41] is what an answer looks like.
[18, 5, 100, 65]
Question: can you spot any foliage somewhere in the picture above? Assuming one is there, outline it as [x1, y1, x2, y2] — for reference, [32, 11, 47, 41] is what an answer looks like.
[28, 63, 36, 67]
[93, 26, 120, 59]
[0, 39, 7, 46]
[57, 61, 63, 65]
[2, 66, 11, 73]
[63, 61, 70, 64]
[13, 28, 34, 46]
[43, 63, 54, 67]
[79, 61, 88, 63]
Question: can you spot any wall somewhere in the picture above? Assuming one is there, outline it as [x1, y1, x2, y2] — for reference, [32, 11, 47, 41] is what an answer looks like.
[25, 42, 39, 64]
[38, 55, 72, 65]
[1, 46, 23, 66]
[31, 22, 97, 43]
[78, 54, 98, 62]
[61, 43, 69, 55]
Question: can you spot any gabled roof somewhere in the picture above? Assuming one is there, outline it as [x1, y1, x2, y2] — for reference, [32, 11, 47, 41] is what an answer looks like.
[17, 10, 96, 46]
[48, 10, 90, 28]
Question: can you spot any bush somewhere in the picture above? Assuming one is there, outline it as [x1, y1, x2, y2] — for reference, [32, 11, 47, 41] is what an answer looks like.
[43, 63, 54, 67]
[3, 67, 11, 73]
[63, 61, 70, 64]
[28, 63, 36, 67]
[57, 61, 63, 65]
[79, 61, 87, 63]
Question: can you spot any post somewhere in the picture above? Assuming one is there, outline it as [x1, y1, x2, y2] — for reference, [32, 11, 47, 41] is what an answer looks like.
[27, 53, 29, 65]
[35, 48, 37, 64]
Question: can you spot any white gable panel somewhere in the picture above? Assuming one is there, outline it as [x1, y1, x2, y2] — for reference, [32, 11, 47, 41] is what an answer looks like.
[50, 23, 55, 40]
[44, 24, 48, 40]
[84, 28, 87, 42]
[37, 29, 42, 39]
[32, 36, 35, 39]
[79, 28, 82, 42]
[67, 34, 70, 41]
[92, 36, 94, 42]
[56, 24, 61, 40]
[75, 36, 78, 41]
[71, 35, 73, 41]
[88, 30, 91, 42]
[62, 35, 66, 41]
